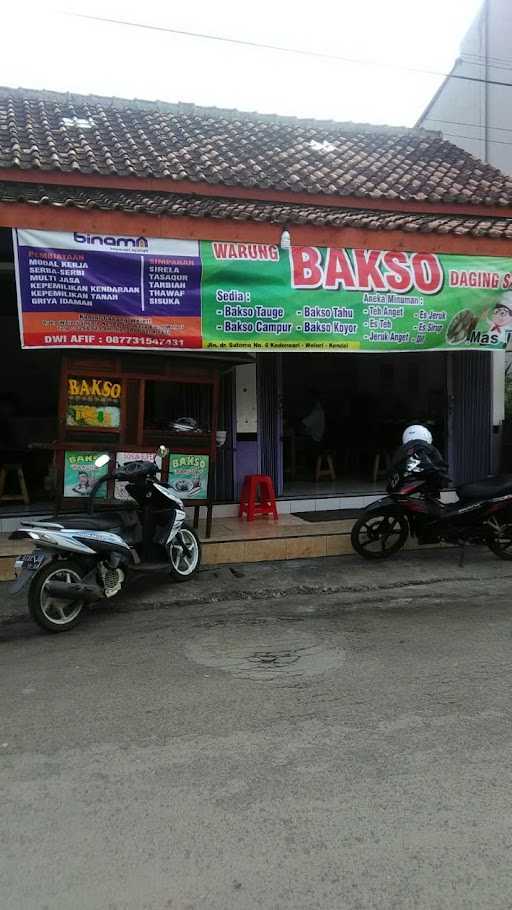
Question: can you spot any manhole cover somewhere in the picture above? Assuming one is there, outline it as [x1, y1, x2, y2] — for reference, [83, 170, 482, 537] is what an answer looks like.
[186, 623, 345, 682]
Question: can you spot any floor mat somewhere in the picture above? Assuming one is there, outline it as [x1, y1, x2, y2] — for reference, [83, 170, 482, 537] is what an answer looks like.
[293, 509, 362, 522]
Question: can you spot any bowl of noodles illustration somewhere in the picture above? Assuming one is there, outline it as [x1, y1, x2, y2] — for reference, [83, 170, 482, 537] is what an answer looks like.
[172, 478, 195, 494]
[446, 309, 479, 344]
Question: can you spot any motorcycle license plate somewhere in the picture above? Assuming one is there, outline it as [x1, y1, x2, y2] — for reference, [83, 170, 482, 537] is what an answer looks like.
[21, 551, 46, 571]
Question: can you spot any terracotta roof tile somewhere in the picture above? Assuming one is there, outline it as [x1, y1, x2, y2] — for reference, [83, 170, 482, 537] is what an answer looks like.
[4, 180, 512, 239]
[1, 86, 512, 206]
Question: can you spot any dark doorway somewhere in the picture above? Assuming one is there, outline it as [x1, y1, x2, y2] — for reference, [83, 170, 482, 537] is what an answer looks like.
[0, 229, 60, 505]
[281, 351, 448, 496]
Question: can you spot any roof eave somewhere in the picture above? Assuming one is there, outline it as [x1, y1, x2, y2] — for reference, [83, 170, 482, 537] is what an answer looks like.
[2, 167, 512, 221]
[3, 198, 512, 258]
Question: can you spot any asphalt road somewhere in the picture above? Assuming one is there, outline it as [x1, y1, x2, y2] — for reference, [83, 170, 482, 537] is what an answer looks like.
[2, 569, 512, 909]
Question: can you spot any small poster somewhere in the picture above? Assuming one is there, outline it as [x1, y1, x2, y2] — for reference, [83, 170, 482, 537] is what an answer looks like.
[64, 451, 108, 498]
[114, 452, 162, 500]
[66, 376, 121, 429]
[169, 453, 209, 499]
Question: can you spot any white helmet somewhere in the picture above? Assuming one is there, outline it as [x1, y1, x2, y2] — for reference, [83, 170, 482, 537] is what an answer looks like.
[402, 424, 432, 446]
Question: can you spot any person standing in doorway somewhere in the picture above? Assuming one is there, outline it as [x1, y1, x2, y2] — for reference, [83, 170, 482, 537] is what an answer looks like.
[301, 388, 326, 472]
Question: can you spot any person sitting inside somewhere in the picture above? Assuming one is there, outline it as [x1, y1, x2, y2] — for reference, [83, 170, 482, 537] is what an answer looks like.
[302, 389, 325, 442]
[301, 389, 326, 472]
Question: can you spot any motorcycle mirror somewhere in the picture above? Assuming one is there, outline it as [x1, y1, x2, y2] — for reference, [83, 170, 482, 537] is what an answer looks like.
[158, 445, 169, 459]
[94, 454, 111, 468]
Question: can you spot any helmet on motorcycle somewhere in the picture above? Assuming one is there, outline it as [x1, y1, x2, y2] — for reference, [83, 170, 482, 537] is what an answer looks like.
[168, 417, 200, 433]
[402, 424, 432, 446]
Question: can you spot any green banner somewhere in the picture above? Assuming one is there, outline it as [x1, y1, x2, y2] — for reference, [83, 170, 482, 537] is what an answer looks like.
[15, 230, 512, 353]
[201, 242, 512, 352]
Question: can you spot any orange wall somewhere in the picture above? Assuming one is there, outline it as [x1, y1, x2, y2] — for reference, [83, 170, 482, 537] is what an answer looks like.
[2, 201, 512, 257]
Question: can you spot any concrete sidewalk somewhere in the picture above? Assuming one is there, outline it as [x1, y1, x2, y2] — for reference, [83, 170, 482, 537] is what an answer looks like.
[1, 546, 510, 628]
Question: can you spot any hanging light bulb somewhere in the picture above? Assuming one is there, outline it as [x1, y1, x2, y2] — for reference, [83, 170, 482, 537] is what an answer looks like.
[280, 229, 291, 250]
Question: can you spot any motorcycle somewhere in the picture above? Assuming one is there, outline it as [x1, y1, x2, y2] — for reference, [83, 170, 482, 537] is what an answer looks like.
[351, 445, 512, 561]
[10, 447, 202, 633]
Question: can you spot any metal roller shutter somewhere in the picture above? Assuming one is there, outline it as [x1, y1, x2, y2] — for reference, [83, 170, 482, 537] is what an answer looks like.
[257, 354, 283, 495]
[449, 351, 492, 484]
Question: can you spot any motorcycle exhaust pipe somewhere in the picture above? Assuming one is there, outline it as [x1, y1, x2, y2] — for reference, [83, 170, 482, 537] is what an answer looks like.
[44, 581, 103, 602]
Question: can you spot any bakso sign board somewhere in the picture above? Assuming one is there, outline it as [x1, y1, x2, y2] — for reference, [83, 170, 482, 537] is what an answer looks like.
[13, 228, 512, 353]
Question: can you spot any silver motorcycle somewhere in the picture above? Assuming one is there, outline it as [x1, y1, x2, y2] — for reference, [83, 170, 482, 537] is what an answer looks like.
[10, 448, 201, 633]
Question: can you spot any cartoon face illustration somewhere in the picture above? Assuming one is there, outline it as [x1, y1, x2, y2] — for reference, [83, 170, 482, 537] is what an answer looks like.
[490, 301, 512, 330]
[73, 471, 91, 494]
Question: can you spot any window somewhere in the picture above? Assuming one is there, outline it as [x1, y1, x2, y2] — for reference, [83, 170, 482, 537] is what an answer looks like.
[143, 381, 211, 436]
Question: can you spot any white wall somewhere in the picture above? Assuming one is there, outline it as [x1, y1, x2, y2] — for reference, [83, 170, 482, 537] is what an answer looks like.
[418, 0, 512, 174]
[493, 349, 505, 424]
[235, 363, 257, 433]
[418, 0, 511, 464]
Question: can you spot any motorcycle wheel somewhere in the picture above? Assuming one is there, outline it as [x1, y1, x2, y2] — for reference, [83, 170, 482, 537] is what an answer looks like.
[28, 560, 86, 633]
[168, 525, 202, 581]
[351, 511, 409, 560]
[487, 519, 512, 560]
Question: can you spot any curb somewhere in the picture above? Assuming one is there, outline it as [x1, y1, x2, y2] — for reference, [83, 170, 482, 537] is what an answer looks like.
[3, 562, 512, 627]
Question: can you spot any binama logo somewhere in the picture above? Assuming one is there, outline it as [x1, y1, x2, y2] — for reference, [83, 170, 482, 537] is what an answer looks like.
[73, 232, 148, 249]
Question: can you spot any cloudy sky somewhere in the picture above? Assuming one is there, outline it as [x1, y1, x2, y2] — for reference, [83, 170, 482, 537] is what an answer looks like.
[2, 0, 483, 126]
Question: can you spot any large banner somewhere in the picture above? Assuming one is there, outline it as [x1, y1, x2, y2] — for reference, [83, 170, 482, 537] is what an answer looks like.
[13, 229, 512, 352]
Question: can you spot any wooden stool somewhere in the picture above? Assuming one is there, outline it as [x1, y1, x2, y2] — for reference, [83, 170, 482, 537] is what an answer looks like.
[315, 451, 336, 482]
[239, 474, 278, 521]
[372, 451, 391, 483]
[372, 452, 381, 483]
[0, 463, 30, 505]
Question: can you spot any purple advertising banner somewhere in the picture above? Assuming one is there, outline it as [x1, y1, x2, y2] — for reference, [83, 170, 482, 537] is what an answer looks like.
[14, 229, 203, 349]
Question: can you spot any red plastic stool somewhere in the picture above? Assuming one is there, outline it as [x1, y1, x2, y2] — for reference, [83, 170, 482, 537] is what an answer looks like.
[239, 474, 278, 521]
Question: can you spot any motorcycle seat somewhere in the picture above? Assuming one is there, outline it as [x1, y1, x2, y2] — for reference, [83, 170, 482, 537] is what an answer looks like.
[50, 514, 126, 532]
[457, 474, 512, 501]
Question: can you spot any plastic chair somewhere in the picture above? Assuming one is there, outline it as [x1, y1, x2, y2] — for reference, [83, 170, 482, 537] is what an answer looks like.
[239, 474, 278, 521]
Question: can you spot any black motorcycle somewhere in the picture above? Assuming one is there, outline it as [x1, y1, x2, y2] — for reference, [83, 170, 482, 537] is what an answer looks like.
[351, 444, 512, 560]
